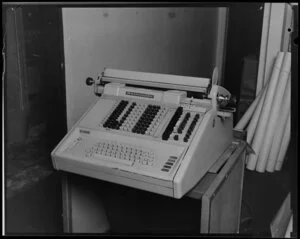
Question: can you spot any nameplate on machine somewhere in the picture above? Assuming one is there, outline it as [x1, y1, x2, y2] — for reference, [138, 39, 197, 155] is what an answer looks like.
[79, 129, 90, 134]
[125, 91, 155, 99]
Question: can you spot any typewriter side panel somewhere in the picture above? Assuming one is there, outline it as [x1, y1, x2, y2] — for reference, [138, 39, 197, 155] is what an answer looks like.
[173, 112, 233, 198]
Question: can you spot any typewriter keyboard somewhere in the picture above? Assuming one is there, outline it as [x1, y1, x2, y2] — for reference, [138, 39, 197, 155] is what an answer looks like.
[85, 140, 156, 167]
[102, 100, 168, 136]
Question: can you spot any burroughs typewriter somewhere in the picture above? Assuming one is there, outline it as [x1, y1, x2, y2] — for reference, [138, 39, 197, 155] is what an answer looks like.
[51, 68, 233, 198]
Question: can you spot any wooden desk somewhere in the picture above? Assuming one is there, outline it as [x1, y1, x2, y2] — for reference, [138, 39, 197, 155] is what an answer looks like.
[61, 139, 247, 234]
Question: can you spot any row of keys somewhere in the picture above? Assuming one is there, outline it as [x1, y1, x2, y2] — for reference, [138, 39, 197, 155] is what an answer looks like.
[102, 100, 199, 143]
[177, 112, 191, 134]
[103, 99, 169, 138]
[183, 114, 200, 142]
[162, 107, 183, 140]
[161, 156, 177, 172]
[144, 107, 167, 135]
[120, 106, 167, 136]
[116, 102, 136, 125]
[118, 103, 147, 132]
[85, 140, 156, 166]
[132, 105, 161, 134]
[103, 100, 129, 129]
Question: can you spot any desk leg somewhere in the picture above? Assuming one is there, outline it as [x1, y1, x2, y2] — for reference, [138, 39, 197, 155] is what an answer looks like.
[200, 194, 211, 233]
[200, 144, 246, 233]
[62, 173, 72, 233]
[61, 173, 110, 233]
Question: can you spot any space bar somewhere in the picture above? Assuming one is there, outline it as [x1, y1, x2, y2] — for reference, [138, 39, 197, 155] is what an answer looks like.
[93, 154, 134, 166]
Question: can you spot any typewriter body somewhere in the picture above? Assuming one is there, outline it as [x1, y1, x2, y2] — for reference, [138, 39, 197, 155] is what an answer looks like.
[51, 68, 233, 199]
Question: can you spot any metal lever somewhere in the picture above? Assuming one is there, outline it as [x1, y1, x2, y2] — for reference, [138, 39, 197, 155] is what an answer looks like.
[85, 77, 104, 96]
[217, 95, 230, 108]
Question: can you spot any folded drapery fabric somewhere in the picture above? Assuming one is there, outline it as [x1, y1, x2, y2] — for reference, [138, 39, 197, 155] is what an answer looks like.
[234, 51, 291, 173]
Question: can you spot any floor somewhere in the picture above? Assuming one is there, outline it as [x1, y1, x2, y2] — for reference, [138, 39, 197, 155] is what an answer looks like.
[4, 125, 292, 236]
[5, 123, 63, 234]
